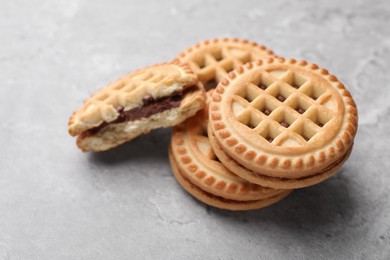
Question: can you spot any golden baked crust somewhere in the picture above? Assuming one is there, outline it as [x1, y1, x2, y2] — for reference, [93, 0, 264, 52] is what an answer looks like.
[170, 93, 288, 200]
[209, 58, 358, 179]
[169, 148, 292, 211]
[176, 38, 277, 89]
[208, 123, 353, 189]
[68, 61, 198, 137]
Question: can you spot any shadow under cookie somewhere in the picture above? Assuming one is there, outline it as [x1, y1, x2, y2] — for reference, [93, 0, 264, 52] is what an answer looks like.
[207, 170, 357, 230]
[88, 127, 171, 165]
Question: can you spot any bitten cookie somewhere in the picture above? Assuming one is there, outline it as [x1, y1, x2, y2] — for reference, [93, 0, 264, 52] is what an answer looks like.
[68, 61, 206, 152]
[176, 38, 277, 90]
[169, 91, 291, 210]
[208, 58, 358, 189]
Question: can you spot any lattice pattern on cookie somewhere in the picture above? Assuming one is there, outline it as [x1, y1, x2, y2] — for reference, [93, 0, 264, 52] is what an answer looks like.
[177, 38, 277, 89]
[209, 58, 358, 176]
[232, 68, 335, 147]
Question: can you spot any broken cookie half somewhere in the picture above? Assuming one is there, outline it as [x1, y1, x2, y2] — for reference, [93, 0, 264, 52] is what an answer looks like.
[68, 61, 205, 152]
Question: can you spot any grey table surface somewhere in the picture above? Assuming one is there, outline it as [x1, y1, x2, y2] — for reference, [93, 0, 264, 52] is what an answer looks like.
[1, 0, 389, 259]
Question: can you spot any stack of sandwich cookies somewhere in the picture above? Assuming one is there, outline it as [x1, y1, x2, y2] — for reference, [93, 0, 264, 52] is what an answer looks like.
[169, 92, 291, 210]
[176, 38, 277, 90]
[68, 38, 358, 211]
[169, 39, 295, 209]
[68, 61, 206, 152]
[208, 58, 358, 189]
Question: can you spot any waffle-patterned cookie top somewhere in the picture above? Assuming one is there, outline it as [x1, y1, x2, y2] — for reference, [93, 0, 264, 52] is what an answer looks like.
[68, 62, 197, 136]
[209, 58, 358, 178]
[176, 38, 277, 89]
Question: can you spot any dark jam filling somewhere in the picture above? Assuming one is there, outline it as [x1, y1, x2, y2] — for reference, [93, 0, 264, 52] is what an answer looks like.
[85, 90, 184, 136]
[116, 92, 182, 123]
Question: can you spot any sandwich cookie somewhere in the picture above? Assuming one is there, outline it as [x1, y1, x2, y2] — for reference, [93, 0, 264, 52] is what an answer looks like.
[68, 62, 206, 152]
[176, 38, 277, 90]
[208, 58, 358, 189]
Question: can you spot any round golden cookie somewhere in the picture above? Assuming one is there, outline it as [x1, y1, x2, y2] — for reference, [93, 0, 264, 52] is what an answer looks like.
[209, 58, 358, 184]
[176, 38, 277, 90]
[68, 61, 205, 152]
[208, 123, 353, 189]
[169, 92, 291, 209]
[169, 149, 291, 211]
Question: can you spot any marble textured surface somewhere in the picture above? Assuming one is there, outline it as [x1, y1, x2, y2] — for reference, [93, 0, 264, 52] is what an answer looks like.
[1, 0, 389, 259]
